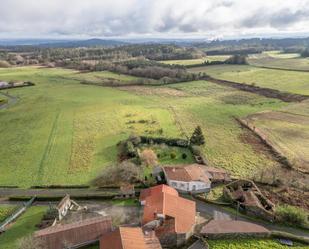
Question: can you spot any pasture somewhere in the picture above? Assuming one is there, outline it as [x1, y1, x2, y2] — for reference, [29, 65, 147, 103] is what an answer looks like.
[160, 55, 230, 66]
[189, 65, 309, 95]
[0, 67, 286, 186]
[243, 100, 309, 172]
[248, 51, 309, 71]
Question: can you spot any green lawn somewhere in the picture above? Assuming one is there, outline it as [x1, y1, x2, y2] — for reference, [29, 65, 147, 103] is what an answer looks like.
[0, 206, 47, 249]
[140, 145, 195, 165]
[207, 238, 308, 249]
[0, 66, 287, 186]
[189, 65, 309, 95]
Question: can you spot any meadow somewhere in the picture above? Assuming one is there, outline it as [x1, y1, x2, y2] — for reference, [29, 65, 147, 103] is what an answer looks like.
[0, 66, 287, 186]
[189, 65, 309, 95]
[248, 51, 309, 71]
[243, 100, 309, 172]
[160, 55, 230, 66]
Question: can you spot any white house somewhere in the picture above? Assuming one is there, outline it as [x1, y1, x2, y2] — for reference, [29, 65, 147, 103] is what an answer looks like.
[162, 164, 211, 194]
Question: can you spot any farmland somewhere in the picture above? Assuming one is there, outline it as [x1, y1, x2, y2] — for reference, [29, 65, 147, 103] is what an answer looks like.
[160, 55, 230, 66]
[248, 51, 309, 71]
[243, 100, 309, 173]
[0, 66, 286, 186]
[189, 65, 309, 95]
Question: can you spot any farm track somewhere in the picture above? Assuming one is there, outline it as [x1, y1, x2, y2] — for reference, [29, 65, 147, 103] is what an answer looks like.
[36, 111, 61, 184]
[205, 76, 309, 102]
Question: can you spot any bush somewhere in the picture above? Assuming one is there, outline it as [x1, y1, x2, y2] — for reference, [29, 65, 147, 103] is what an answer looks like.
[140, 149, 158, 166]
[182, 153, 187, 159]
[275, 205, 308, 227]
[170, 152, 176, 159]
[92, 161, 142, 187]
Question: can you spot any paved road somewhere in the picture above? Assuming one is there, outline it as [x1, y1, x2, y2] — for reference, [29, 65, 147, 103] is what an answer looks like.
[194, 198, 309, 239]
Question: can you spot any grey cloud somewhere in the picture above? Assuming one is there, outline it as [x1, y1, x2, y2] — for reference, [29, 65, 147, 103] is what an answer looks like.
[0, 0, 309, 38]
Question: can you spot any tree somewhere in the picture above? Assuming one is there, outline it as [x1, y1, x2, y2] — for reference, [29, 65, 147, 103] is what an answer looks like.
[140, 149, 158, 166]
[190, 126, 205, 145]
[92, 161, 142, 187]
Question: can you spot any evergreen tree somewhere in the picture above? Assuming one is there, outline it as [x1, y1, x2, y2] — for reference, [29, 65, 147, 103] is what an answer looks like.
[190, 126, 205, 145]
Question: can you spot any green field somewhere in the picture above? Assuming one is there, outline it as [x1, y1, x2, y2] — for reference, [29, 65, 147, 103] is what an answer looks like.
[243, 100, 309, 172]
[189, 65, 309, 95]
[0, 67, 287, 186]
[248, 51, 309, 71]
[0, 205, 16, 222]
[160, 55, 230, 66]
[207, 238, 308, 249]
[0, 206, 47, 249]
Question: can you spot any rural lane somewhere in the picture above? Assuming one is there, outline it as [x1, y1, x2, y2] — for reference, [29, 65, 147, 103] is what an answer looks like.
[194, 198, 309, 240]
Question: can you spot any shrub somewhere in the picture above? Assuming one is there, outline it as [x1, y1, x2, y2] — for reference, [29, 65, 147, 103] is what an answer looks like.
[170, 152, 176, 159]
[92, 161, 142, 187]
[182, 153, 187, 159]
[275, 204, 308, 227]
[140, 149, 158, 166]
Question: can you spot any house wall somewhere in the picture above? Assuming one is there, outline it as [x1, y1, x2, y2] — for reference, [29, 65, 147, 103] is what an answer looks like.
[166, 179, 210, 193]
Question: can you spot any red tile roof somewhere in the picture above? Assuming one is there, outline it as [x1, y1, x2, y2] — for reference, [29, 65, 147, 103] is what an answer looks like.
[35, 216, 112, 249]
[163, 164, 210, 183]
[140, 184, 178, 202]
[141, 185, 195, 234]
[201, 220, 270, 235]
[100, 227, 162, 249]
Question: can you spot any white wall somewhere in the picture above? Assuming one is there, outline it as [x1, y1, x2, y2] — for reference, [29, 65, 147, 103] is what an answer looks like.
[167, 179, 210, 193]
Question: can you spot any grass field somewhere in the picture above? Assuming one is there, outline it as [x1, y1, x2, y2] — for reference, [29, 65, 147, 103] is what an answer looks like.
[0, 66, 287, 186]
[189, 65, 309, 95]
[207, 238, 308, 249]
[0, 206, 47, 249]
[160, 55, 230, 66]
[0, 67, 180, 187]
[0, 205, 16, 222]
[248, 51, 309, 71]
[243, 100, 309, 172]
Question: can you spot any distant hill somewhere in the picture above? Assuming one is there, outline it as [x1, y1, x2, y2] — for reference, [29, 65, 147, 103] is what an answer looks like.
[38, 38, 127, 48]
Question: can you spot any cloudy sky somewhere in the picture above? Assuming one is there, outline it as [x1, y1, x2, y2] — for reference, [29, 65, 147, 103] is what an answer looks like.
[1, 0, 309, 39]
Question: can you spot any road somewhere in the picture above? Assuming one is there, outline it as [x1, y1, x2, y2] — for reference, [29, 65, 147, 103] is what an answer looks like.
[194, 198, 309, 239]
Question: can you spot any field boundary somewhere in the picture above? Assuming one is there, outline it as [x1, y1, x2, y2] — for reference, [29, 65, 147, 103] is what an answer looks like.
[235, 117, 293, 169]
[249, 64, 309, 73]
[205, 76, 309, 102]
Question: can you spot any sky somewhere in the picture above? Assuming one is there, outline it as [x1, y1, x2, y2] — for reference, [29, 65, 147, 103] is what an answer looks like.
[1, 0, 309, 39]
